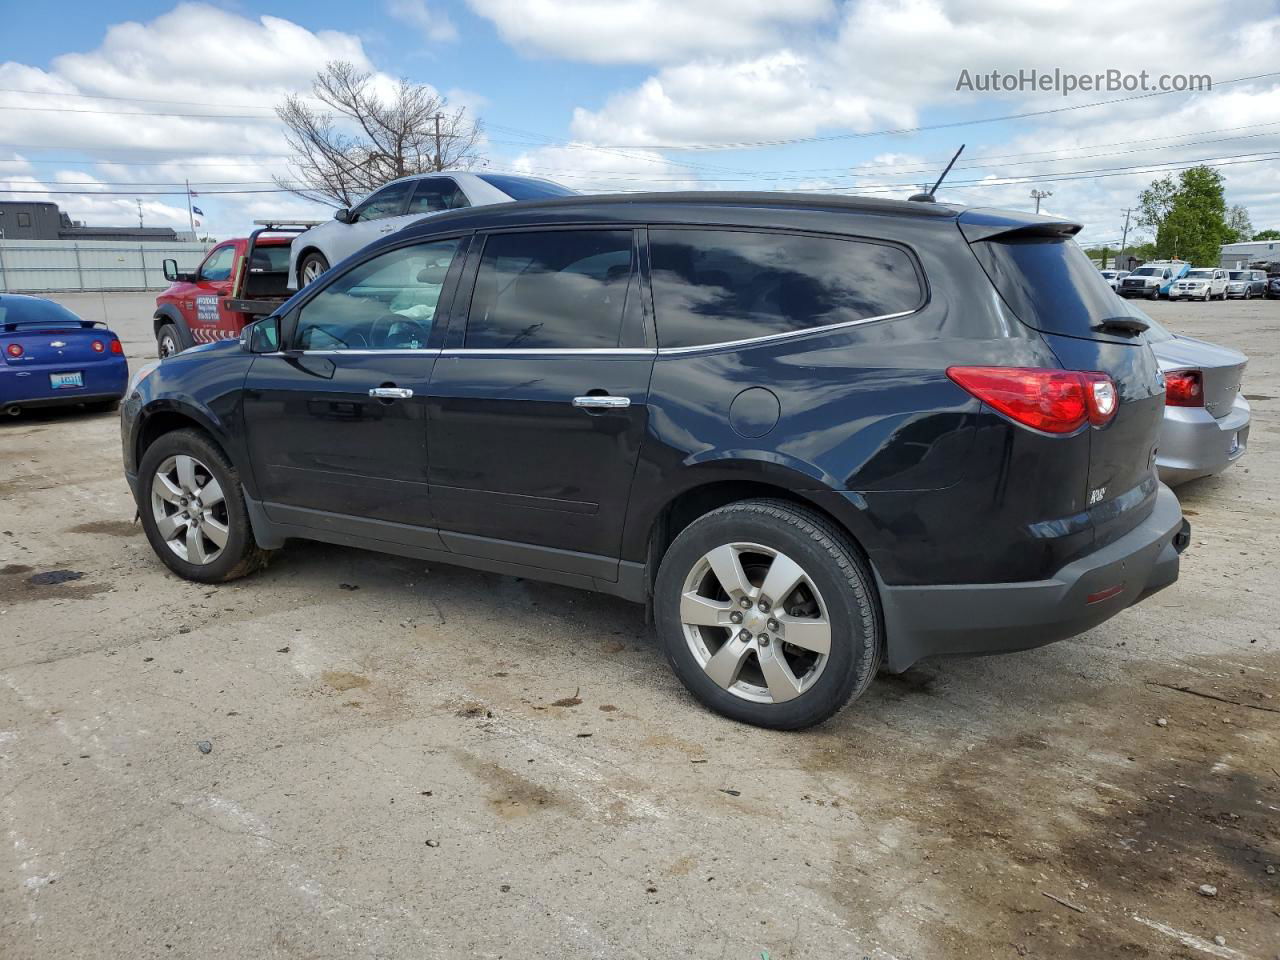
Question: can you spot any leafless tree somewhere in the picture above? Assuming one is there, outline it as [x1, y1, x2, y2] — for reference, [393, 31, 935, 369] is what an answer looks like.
[276, 61, 484, 207]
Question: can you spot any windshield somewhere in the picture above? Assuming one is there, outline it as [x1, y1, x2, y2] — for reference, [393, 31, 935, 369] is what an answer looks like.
[1228, 271, 1246, 280]
[1186, 270, 1213, 279]
[477, 174, 577, 200]
[1132, 267, 1159, 276]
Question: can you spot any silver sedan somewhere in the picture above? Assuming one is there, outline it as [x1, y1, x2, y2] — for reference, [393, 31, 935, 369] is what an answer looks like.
[1146, 319, 1250, 485]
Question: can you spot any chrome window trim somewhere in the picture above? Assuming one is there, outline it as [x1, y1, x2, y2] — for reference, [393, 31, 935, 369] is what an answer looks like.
[439, 347, 656, 357]
[653, 308, 916, 356]
[293, 348, 443, 357]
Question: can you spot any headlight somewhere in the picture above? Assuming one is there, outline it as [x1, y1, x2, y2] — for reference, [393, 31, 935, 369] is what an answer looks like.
[128, 360, 161, 395]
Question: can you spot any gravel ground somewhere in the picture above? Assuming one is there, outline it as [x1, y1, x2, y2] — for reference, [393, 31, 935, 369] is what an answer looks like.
[1, 291, 1277, 959]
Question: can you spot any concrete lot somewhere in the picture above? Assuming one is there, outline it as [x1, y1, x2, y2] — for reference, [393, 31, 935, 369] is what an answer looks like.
[2, 292, 1277, 959]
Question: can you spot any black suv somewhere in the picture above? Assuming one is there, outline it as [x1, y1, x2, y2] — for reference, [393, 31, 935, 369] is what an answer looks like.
[121, 193, 1189, 729]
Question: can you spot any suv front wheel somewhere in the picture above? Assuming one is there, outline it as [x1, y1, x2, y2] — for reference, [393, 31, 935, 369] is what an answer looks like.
[654, 499, 881, 729]
[137, 428, 272, 583]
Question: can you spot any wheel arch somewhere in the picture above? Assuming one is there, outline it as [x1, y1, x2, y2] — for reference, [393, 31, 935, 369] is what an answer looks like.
[295, 245, 327, 283]
[629, 458, 877, 591]
[153, 305, 193, 350]
[134, 401, 251, 495]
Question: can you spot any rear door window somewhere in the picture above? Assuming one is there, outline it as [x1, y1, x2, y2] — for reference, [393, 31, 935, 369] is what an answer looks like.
[464, 230, 634, 349]
[648, 229, 922, 349]
[407, 178, 471, 214]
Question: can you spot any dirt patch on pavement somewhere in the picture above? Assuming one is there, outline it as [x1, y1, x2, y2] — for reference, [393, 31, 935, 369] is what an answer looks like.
[453, 750, 564, 819]
[67, 519, 139, 537]
[321, 670, 370, 692]
[0, 566, 111, 604]
[813, 653, 1280, 958]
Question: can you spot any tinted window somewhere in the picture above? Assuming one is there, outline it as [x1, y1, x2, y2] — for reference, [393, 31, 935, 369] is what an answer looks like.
[294, 238, 461, 350]
[971, 237, 1152, 338]
[477, 174, 578, 201]
[199, 245, 236, 281]
[649, 229, 921, 349]
[351, 181, 413, 222]
[465, 230, 632, 349]
[0, 297, 83, 328]
[249, 245, 291, 273]
[407, 178, 470, 215]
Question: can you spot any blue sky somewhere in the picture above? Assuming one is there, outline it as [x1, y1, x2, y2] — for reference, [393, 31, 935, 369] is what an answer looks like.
[2, 1, 1278, 246]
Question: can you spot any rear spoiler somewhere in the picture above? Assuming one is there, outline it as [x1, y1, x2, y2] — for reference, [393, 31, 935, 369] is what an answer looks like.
[2, 319, 107, 332]
[958, 209, 1082, 244]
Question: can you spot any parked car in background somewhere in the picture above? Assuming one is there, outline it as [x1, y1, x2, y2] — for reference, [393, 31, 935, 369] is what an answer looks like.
[1145, 318, 1249, 485]
[288, 172, 576, 289]
[121, 193, 1188, 729]
[153, 222, 318, 358]
[1269, 275, 1280, 299]
[1169, 268, 1229, 301]
[1224, 269, 1267, 299]
[1099, 268, 1130, 290]
[1, 294, 127, 416]
[1119, 260, 1190, 299]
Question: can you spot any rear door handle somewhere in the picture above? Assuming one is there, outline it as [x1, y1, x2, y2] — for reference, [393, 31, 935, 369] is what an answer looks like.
[573, 395, 631, 409]
[369, 387, 414, 399]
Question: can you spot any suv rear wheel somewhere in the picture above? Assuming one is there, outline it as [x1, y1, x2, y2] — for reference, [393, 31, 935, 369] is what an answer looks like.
[137, 428, 271, 583]
[654, 499, 881, 729]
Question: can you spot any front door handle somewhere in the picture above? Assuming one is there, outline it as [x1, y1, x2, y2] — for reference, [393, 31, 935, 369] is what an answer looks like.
[572, 395, 630, 409]
[369, 387, 414, 399]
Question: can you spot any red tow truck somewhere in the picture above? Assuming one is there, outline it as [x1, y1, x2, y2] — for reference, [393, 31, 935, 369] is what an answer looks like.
[153, 221, 320, 357]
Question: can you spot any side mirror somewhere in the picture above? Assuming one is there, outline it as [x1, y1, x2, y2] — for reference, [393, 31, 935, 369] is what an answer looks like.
[163, 258, 180, 282]
[244, 316, 281, 354]
[334, 208, 353, 224]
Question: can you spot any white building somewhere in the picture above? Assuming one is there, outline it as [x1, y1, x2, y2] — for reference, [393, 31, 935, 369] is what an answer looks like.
[1220, 239, 1280, 269]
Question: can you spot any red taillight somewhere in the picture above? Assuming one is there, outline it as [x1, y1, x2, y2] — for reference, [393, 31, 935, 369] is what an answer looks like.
[1165, 369, 1203, 407]
[109, 339, 123, 355]
[947, 366, 1118, 434]
[91, 340, 105, 352]
[5, 343, 22, 358]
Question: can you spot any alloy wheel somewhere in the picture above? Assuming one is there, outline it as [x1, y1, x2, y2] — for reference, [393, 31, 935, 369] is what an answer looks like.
[150, 454, 229, 565]
[301, 259, 324, 285]
[679, 542, 831, 704]
[159, 334, 178, 357]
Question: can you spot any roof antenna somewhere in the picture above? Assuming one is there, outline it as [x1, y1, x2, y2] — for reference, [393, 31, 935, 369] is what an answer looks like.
[909, 144, 965, 202]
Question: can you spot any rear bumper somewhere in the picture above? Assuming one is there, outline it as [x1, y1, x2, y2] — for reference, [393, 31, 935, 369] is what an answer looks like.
[877, 483, 1187, 672]
[1157, 395, 1250, 486]
[1, 358, 127, 411]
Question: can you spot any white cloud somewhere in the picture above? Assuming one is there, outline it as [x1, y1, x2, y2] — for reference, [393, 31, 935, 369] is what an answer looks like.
[505, 145, 700, 192]
[466, 0, 833, 64]
[386, 0, 459, 44]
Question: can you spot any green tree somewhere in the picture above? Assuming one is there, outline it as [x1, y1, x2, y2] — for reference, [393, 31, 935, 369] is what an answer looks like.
[1226, 205, 1253, 243]
[1137, 165, 1230, 265]
[1253, 229, 1280, 241]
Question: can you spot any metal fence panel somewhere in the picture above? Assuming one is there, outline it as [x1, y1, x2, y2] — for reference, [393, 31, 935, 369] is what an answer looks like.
[0, 240, 212, 293]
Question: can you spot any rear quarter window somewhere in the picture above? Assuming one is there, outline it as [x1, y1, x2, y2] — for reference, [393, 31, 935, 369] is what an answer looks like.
[649, 229, 923, 349]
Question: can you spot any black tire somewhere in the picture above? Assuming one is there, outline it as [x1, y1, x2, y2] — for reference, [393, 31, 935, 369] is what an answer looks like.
[137, 428, 271, 584]
[654, 498, 881, 730]
[298, 251, 330, 288]
[157, 323, 182, 359]
[1149, 288, 1159, 300]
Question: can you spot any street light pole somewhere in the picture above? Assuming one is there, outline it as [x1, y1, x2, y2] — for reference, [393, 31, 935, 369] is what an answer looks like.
[1030, 189, 1053, 214]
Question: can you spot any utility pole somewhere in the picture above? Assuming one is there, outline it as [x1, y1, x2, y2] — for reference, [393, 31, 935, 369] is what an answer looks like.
[137, 199, 144, 229]
[1118, 207, 1132, 268]
[1030, 189, 1052, 214]
[432, 114, 443, 172]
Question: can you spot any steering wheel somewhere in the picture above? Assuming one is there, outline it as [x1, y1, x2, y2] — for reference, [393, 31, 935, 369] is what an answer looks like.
[370, 313, 429, 350]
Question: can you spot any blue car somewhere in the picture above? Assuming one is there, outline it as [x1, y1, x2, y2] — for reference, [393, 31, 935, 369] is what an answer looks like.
[1, 295, 128, 416]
